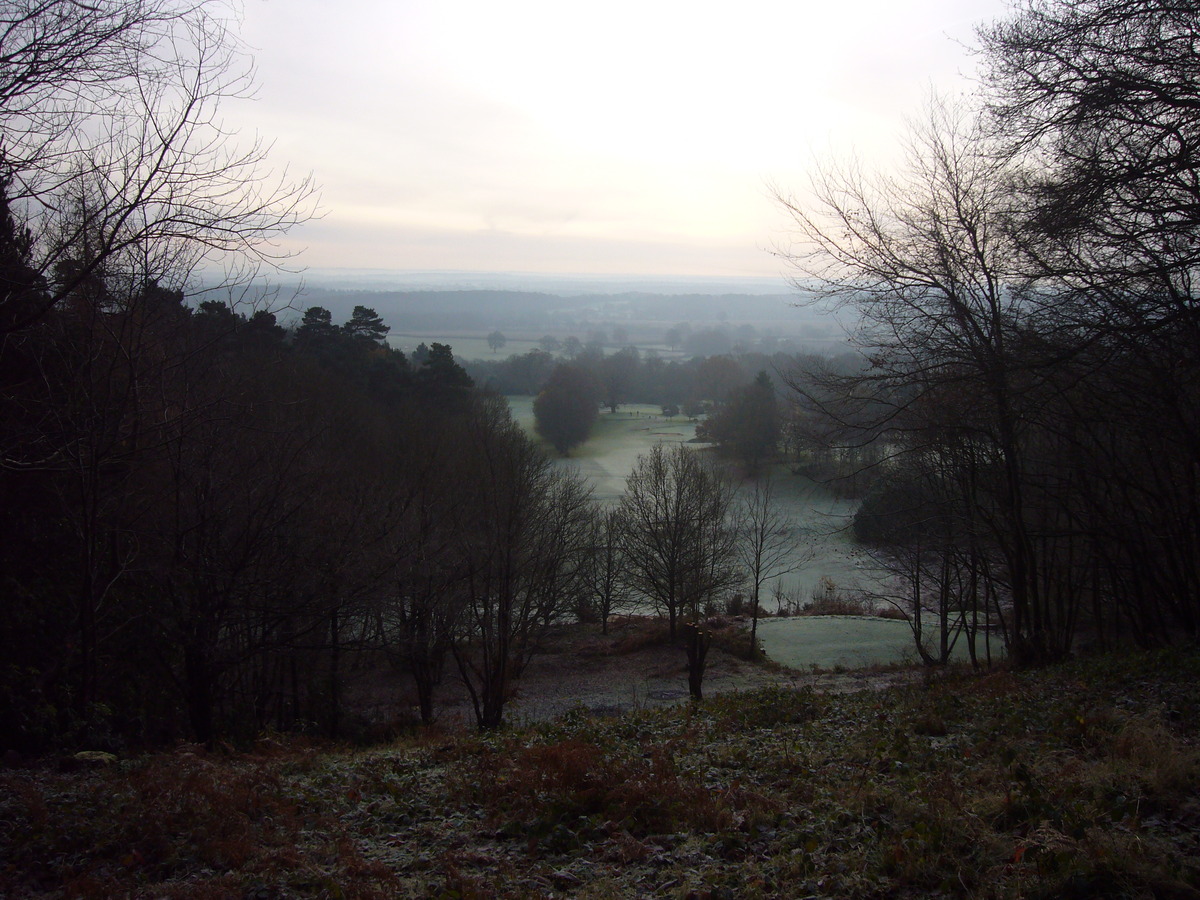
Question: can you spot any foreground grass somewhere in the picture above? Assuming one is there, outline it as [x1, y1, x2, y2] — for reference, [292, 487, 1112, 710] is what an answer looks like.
[3, 651, 1199, 898]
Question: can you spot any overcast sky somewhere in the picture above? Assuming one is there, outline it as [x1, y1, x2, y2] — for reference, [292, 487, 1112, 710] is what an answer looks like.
[226, 0, 1009, 279]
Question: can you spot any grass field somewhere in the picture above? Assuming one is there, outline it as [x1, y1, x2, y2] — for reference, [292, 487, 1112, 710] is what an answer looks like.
[508, 397, 912, 663]
[389, 334, 546, 360]
[508, 399, 699, 502]
[755, 615, 980, 669]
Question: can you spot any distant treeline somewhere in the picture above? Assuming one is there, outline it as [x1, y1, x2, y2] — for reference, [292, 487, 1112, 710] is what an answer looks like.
[277, 287, 809, 336]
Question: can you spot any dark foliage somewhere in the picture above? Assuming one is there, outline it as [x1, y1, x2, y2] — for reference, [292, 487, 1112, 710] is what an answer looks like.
[533, 363, 601, 455]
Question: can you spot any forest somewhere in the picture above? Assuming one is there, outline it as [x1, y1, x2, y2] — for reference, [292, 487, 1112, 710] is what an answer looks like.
[771, 0, 1200, 667]
[3, 0, 1200, 755]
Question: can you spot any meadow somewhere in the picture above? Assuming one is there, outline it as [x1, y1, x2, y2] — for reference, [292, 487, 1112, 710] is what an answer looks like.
[389, 333, 548, 360]
[503, 398, 940, 670]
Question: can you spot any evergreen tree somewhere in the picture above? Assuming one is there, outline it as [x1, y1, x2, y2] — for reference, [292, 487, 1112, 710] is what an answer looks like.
[343, 305, 389, 345]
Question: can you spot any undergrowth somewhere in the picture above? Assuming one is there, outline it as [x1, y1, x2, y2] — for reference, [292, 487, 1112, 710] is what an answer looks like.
[1, 650, 1198, 898]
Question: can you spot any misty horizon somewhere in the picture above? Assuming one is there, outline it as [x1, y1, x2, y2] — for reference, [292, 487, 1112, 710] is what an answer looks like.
[276, 267, 798, 298]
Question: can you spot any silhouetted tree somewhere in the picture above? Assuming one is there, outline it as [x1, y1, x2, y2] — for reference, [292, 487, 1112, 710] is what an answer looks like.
[343, 306, 389, 345]
[776, 98, 1067, 662]
[618, 443, 740, 656]
[0, 0, 315, 337]
[450, 401, 593, 729]
[699, 370, 780, 474]
[297, 306, 337, 346]
[533, 363, 601, 456]
[737, 475, 810, 657]
[600, 347, 639, 413]
[416, 343, 473, 406]
[578, 507, 636, 632]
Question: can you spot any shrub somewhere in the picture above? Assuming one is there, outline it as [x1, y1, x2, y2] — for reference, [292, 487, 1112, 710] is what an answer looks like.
[456, 737, 740, 844]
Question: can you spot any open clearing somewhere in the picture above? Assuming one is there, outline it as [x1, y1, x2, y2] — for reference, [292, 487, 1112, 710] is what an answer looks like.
[756, 615, 980, 669]
[510, 397, 895, 629]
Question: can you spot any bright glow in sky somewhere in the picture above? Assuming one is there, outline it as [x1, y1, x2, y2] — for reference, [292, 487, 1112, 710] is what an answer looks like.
[227, 0, 1009, 278]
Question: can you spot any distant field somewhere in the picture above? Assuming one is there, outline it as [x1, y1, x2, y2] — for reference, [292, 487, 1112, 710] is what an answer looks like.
[509, 397, 937, 670]
[505, 396, 887, 606]
[508, 399, 699, 502]
[388, 333, 686, 362]
[388, 334, 544, 360]
[754, 615, 981, 669]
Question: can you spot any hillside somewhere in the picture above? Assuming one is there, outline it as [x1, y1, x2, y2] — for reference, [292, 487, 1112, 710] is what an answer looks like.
[3, 650, 1198, 898]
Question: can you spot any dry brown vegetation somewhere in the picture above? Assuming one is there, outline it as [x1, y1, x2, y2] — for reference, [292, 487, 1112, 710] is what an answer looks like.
[2, 649, 1199, 898]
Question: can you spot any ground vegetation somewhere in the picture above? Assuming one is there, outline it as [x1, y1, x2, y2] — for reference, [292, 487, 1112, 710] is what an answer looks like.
[2, 649, 1197, 898]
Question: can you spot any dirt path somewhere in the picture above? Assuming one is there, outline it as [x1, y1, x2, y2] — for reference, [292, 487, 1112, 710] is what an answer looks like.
[348, 619, 920, 732]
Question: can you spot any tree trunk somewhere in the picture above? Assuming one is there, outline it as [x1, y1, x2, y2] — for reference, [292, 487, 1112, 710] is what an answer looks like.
[684, 622, 709, 701]
[184, 644, 215, 745]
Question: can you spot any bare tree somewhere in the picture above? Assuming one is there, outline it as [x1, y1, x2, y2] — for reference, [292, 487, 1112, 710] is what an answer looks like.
[775, 97, 1076, 663]
[578, 506, 637, 633]
[618, 442, 739, 699]
[449, 400, 594, 730]
[1, 0, 316, 336]
[736, 474, 811, 658]
[978, 0, 1200, 645]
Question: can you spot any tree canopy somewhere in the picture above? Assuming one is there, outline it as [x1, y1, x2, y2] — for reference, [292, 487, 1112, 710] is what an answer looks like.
[777, 0, 1200, 664]
[533, 363, 600, 456]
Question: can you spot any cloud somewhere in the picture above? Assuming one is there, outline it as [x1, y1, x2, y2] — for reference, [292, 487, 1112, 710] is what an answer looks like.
[226, 0, 1010, 276]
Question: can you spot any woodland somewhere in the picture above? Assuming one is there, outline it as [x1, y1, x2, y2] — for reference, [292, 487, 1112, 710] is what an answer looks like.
[2, 0, 1200, 896]
[0, 0, 1198, 743]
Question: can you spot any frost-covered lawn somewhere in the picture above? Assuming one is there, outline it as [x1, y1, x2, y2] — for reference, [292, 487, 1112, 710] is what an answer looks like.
[508, 397, 887, 600]
[388, 334, 546, 360]
[756, 615, 980, 669]
[508, 400, 699, 501]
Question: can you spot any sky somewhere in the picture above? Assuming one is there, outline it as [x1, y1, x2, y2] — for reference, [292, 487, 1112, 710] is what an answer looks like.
[226, 0, 1010, 280]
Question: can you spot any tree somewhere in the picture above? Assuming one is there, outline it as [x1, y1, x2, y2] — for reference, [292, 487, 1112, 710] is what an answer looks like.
[487, 330, 507, 353]
[578, 506, 636, 633]
[737, 475, 810, 658]
[416, 343, 473, 406]
[853, 452, 998, 668]
[775, 98, 1065, 663]
[377, 416, 473, 725]
[694, 355, 745, 404]
[979, 0, 1200, 298]
[0, 179, 47, 333]
[599, 347, 639, 413]
[618, 443, 739, 698]
[449, 401, 593, 729]
[533, 363, 600, 456]
[683, 328, 733, 358]
[296, 306, 336, 343]
[344, 306, 389, 345]
[698, 370, 780, 474]
[0, 0, 320, 749]
[977, 0, 1200, 646]
[0, 0, 316, 337]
